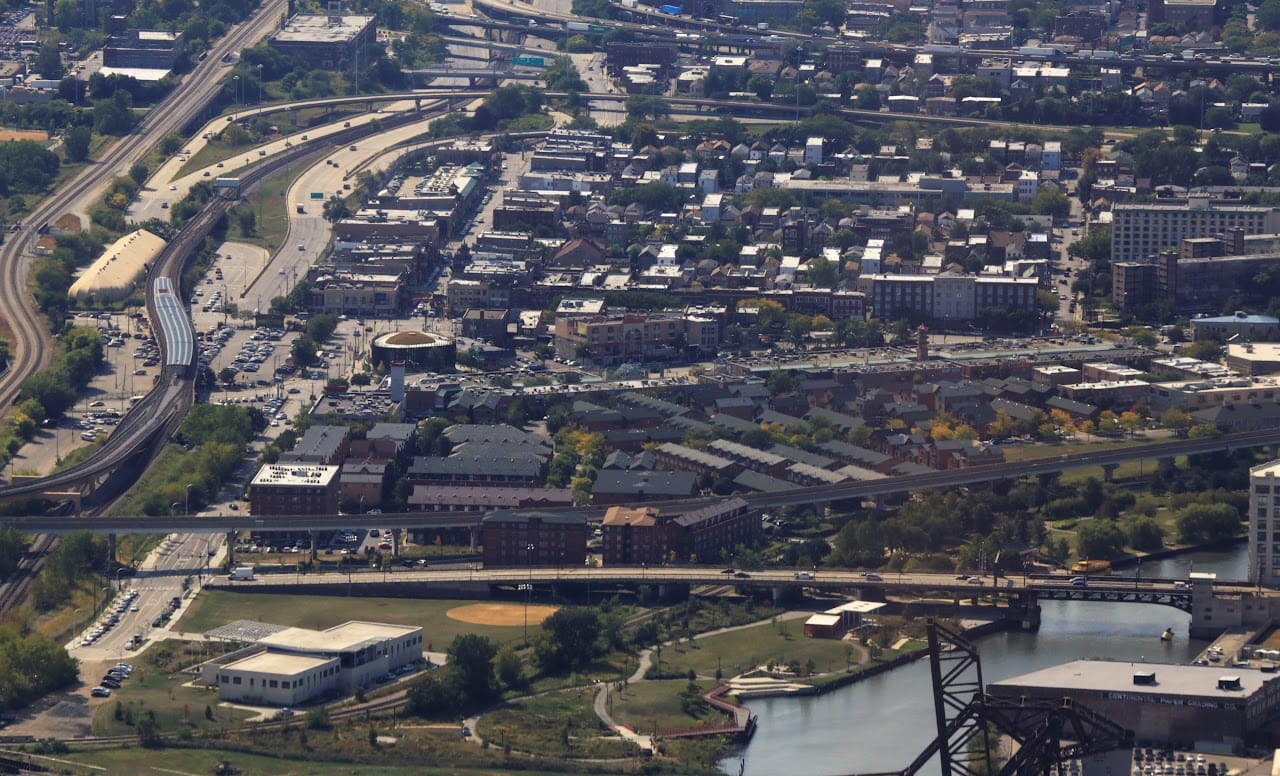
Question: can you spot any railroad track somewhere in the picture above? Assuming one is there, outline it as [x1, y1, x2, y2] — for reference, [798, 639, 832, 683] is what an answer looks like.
[0, 0, 287, 414]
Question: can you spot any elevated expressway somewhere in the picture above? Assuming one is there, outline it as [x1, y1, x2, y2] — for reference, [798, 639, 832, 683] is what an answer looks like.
[204, 565, 1254, 636]
[0, 0, 290, 419]
[6, 426, 1280, 533]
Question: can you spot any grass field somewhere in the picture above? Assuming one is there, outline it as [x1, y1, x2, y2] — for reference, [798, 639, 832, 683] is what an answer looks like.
[224, 163, 303, 254]
[91, 648, 259, 737]
[48, 732, 567, 775]
[176, 591, 528, 648]
[480, 688, 638, 760]
[654, 619, 859, 680]
[609, 679, 723, 735]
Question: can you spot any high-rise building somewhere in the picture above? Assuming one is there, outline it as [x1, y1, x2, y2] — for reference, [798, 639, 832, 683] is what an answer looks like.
[1111, 199, 1280, 263]
[1249, 460, 1280, 586]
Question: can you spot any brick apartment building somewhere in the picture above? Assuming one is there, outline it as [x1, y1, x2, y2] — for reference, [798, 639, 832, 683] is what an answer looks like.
[480, 510, 588, 568]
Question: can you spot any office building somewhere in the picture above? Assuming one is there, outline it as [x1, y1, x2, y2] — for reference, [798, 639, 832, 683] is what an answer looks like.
[269, 13, 376, 68]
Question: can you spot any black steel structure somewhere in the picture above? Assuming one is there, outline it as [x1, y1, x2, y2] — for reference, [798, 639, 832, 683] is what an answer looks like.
[857, 620, 1132, 776]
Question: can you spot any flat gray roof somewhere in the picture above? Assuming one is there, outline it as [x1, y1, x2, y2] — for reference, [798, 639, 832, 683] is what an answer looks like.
[989, 660, 1268, 701]
[224, 651, 336, 676]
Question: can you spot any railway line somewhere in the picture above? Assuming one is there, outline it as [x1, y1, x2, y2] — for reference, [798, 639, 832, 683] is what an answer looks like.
[0, 0, 287, 417]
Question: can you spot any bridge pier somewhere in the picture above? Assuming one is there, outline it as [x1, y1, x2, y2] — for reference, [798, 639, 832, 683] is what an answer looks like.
[1158, 456, 1177, 475]
[771, 585, 801, 605]
[1102, 463, 1118, 482]
[309, 529, 318, 562]
[468, 526, 477, 551]
[226, 531, 236, 567]
[107, 533, 117, 566]
[657, 583, 689, 602]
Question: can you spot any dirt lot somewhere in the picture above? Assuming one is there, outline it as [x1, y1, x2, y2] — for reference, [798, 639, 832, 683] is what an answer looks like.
[0, 129, 48, 142]
[446, 603, 558, 627]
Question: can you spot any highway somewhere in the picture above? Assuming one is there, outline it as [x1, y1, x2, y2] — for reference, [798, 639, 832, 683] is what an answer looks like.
[7, 426, 1280, 534]
[202, 564, 1236, 600]
[0, 0, 288, 415]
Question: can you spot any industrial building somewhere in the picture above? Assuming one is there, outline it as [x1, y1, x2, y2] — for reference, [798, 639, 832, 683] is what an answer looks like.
[68, 229, 167, 303]
[203, 621, 423, 706]
[988, 660, 1280, 749]
[101, 29, 183, 78]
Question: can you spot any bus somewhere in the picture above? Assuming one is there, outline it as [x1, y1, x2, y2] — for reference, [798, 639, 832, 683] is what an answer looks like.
[1069, 559, 1111, 575]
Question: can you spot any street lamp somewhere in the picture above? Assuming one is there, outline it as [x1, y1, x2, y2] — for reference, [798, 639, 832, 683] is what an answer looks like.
[256, 64, 263, 104]
[523, 542, 535, 645]
[169, 501, 181, 518]
[185, 483, 195, 517]
[73, 608, 81, 639]
[232, 75, 240, 117]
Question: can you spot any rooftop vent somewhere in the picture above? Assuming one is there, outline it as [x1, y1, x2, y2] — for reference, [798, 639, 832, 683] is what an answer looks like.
[1217, 676, 1242, 691]
[1132, 671, 1156, 685]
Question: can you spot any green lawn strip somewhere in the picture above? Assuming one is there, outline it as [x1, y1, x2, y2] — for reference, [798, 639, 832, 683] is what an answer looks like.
[480, 687, 636, 759]
[1000, 436, 1148, 464]
[653, 619, 854, 679]
[224, 162, 303, 254]
[51, 731, 554, 775]
[176, 591, 524, 648]
[609, 679, 724, 736]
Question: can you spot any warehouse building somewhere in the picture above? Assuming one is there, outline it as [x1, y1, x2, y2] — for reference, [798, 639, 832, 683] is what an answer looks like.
[988, 660, 1280, 750]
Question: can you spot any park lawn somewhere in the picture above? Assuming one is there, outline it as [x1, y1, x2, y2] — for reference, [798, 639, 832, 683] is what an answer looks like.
[655, 619, 858, 679]
[524, 652, 632, 696]
[176, 591, 525, 648]
[480, 687, 638, 760]
[609, 679, 723, 736]
[90, 652, 258, 736]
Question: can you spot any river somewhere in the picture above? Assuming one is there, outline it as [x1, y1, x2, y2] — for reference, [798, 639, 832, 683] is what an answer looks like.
[722, 545, 1249, 776]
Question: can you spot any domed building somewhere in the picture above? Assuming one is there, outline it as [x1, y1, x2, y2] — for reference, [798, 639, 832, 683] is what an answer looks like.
[369, 330, 455, 372]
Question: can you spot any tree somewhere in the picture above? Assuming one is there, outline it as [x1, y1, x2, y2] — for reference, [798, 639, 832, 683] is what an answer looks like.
[1160, 407, 1192, 438]
[1075, 519, 1125, 560]
[291, 334, 318, 367]
[536, 607, 603, 673]
[1125, 518, 1164, 551]
[65, 126, 92, 163]
[495, 645, 524, 689]
[34, 44, 63, 80]
[446, 634, 498, 704]
[235, 207, 256, 237]
[1174, 503, 1241, 544]
[128, 163, 149, 187]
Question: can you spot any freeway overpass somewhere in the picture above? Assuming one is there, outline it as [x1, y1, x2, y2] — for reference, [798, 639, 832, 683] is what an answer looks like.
[8, 426, 1280, 534]
[204, 565, 1260, 637]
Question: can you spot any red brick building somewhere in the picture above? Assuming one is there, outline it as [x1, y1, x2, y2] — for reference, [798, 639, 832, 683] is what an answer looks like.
[481, 510, 588, 568]
[600, 498, 759, 566]
[249, 464, 341, 517]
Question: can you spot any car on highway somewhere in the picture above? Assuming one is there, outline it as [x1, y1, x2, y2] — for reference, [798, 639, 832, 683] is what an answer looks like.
[864, 573, 884, 581]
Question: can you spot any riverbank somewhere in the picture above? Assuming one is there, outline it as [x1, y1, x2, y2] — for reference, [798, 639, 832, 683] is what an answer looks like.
[1111, 537, 1247, 573]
